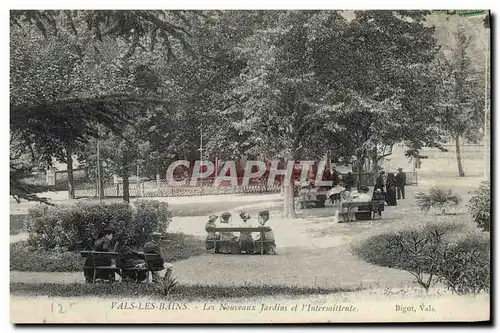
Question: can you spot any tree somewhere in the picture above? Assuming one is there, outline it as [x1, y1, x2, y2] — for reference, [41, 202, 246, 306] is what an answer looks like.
[10, 10, 192, 202]
[322, 11, 446, 183]
[438, 27, 483, 177]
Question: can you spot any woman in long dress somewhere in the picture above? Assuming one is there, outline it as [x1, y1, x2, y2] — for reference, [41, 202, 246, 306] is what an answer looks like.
[218, 212, 240, 254]
[205, 214, 219, 252]
[385, 173, 398, 206]
[239, 212, 254, 254]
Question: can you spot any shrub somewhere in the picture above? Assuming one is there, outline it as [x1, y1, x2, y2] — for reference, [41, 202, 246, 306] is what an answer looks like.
[154, 269, 178, 296]
[468, 181, 490, 231]
[438, 234, 490, 295]
[415, 187, 462, 215]
[353, 222, 490, 294]
[10, 241, 83, 272]
[26, 200, 171, 250]
[10, 214, 27, 235]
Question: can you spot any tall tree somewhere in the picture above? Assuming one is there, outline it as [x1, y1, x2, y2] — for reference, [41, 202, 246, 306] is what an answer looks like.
[438, 26, 483, 177]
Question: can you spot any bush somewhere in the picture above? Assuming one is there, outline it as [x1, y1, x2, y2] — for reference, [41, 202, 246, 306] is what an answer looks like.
[353, 222, 490, 294]
[26, 200, 172, 250]
[415, 187, 462, 215]
[11, 234, 205, 272]
[10, 241, 83, 272]
[438, 234, 490, 294]
[10, 214, 27, 235]
[468, 181, 490, 231]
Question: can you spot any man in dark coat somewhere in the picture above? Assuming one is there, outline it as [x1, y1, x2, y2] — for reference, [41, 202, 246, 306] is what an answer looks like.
[144, 232, 173, 282]
[374, 171, 385, 192]
[84, 228, 116, 282]
[395, 167, 406, 199]
[330, 167, 340, 186]
[344, 172, 356, 191]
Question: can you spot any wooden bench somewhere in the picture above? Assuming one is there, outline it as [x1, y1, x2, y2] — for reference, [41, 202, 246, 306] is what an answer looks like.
[206, 226, 272, 255]
[80, 251, 163, 283]
[339, 201, 384, 222]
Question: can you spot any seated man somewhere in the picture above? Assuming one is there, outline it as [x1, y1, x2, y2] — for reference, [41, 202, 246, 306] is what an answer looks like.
[217, 212, 240, 254]
[205, 214, 219, 252]
[239, 212, 254, 255]
[143, 232, 173, 282]
[84, 228, 117, 283]
[253, 211, 277, 255]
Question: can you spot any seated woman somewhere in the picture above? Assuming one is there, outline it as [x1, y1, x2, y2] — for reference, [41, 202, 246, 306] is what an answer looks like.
[205, 214, 219, 252]
[83, 228, 117, 283]
[371, 188, 386, 219]
[328, 185, 345, 205]
[355, 186, 373, 220]
[217, 212, 240, 254]
[115, 238, 148, 282]
[253, 211, 277, 255]
[239, 212, 254, 255]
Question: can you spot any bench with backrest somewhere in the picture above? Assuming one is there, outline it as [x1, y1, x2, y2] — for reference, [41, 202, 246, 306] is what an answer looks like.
[80, 251, 163, 283]
[206, 226, 272, 255]
[339, 200, 385, 222]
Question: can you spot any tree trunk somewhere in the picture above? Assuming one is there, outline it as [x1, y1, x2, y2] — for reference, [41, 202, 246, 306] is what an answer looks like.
[122, 173, 130, 203]
[66, 147, 75, 199]
[282, 178, 296, 218]
[455, 135, 465, 177]
[98, 160, 105, 200]
[156, 171, 161, 187]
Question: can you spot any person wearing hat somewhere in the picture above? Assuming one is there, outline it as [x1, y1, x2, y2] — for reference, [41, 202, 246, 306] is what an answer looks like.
[253, 210, 276, 255]
[84, 228, 116, 282]
[395, 167, 406, 200]
[239, 212, 254, 255]
[144, 232, 173, 282]
[218, 212, 240, 254]
[205, 214, 219, 252]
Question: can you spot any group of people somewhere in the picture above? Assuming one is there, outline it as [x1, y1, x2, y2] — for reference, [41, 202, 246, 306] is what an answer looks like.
[205, 210, 277, 255]
[83, 229, 172, 283]
[374, 167, 407, 206]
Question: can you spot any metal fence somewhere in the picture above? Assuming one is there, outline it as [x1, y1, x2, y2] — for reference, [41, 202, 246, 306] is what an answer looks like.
[74, 177, 282, 198]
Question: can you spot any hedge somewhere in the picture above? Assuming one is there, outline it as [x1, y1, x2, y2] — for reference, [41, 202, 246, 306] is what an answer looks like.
[26, 200, 171, 250]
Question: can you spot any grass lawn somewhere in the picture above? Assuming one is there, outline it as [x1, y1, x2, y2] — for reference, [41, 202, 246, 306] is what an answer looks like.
[10, 233, 205, 272]
[10, 282, 359, 299]
[10, 214, 27, 235]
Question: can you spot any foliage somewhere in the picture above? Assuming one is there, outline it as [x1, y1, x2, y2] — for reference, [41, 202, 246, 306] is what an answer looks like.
[353, 222, 490, 294]
[154, 269, 178, 296]
[10, 241, 83, 272]
[11, 233, 205, 272]
[10, 282, 358, 299]
[438, 235, 490, 294]
[25, 200, 171, 250]
[10, 214, 27, 235]
[468, 181, 490, 231]
[415, 187, 462, 214]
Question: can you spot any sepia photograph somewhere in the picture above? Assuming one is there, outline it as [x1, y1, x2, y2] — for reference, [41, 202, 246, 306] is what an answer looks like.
[9, 8, 491, 324]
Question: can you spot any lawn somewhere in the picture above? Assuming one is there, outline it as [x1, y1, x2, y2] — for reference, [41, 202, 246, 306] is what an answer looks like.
[10, 282, 359, 299]
[10, 233, 205, 272]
